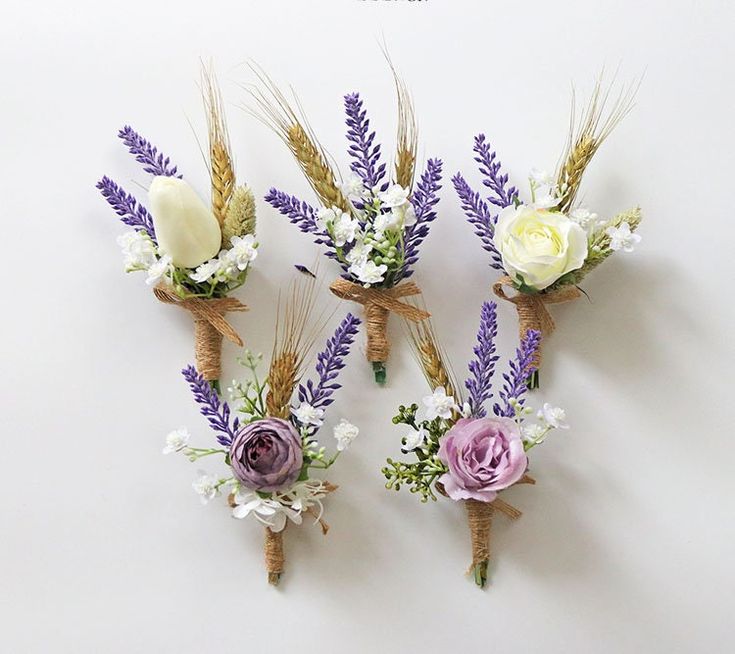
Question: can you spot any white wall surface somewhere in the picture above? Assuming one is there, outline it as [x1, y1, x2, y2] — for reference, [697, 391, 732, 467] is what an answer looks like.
[2, 1, 733, 652]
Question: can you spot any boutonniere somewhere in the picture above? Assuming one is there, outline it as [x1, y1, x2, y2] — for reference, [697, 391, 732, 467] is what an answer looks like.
[166, 275, 361, 585]
[98, 69, 257, 390]
[383, 300, 567, 588]
[453, 79, 642, 387]
[251, 66, 442, 384]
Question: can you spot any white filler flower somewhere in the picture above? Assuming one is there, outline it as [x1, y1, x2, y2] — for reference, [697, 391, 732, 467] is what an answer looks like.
[539, 403, 569, 429]
[192, 472, 220, 505]
[606, 222, 641, 253]
[422, 387, 457, 421]
[163, 427, 190, 454]
[402, 426, 426, 453]
[291, 402, 325, 427]
[333, 419, 359, 451]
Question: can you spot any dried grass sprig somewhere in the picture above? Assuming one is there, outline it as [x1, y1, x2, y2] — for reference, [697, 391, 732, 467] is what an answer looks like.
[265, 271, 334, 418]
[222, 185, 256, 244]
[202, 66, 235, 226]
[245, 66, 349, 212]
[556, 76, 638, 213]
[391, 64, 418, 191]
[402, 300, 459, 401]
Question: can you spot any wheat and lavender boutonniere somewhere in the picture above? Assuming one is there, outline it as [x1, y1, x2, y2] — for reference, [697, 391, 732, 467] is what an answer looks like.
[382, 300, 568, 588]
[452, 79, 642, 388]
[165, 274, 361, 586]
[249, 66, 442, 384]
[97, 68, 258, 390]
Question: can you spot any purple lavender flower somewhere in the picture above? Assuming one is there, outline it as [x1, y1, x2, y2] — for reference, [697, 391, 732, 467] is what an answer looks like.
[397, 158, 443, 282]
[453, 135, 518, 270]
[265, 189, 349, 274]
[182, 365, 239, 447]
[344, 93, 386, 190]
[96, 176, 156, 241]
[465, 302, 500, 417]
[452, 172, 503, 270]
[473, 134, 518, 208]
[118, 126, 181, 178]
[298, 313, 360, 413]
[494, 329, 541, 418]
[264, 189, 320, 234]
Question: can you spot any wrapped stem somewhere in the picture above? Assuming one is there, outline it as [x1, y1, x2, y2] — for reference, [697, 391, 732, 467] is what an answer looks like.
[465, 499, 494, 588]
[365, 301, 389, 383]
[264, 526, 285, 586]
[193, 316, 224, 381]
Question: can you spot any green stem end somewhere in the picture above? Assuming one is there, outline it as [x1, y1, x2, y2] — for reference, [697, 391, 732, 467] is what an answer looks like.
[526, 369, 539, 390]
[471, 560, 488, 588]
[372, 361, 387, 385]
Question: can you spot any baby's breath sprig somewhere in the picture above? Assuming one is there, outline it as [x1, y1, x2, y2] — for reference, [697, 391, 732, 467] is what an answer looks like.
[228, 350, 268, 421]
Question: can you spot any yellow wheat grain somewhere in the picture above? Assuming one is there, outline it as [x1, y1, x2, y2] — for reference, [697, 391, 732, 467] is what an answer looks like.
[222, 185, 256, 245]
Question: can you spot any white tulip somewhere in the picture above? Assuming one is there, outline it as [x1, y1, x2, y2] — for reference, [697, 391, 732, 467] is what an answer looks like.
[149, 177, 222, 268]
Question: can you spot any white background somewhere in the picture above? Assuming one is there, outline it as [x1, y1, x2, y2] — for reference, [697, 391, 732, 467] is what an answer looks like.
[2, 1, 734, 652]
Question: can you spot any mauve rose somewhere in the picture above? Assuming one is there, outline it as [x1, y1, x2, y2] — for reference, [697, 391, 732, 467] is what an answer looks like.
[438, 417, 527, 502]
[229, 418, 303, 492]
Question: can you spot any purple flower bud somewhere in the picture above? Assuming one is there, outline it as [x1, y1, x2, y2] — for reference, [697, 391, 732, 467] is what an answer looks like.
[229, 418, 303, 492]
[438, 417, 527, 502]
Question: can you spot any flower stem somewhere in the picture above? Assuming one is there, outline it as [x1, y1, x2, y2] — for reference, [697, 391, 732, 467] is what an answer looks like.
[471, 560, 488, 588]
[373, 361, 387, 385]
[210, 379, 222, 395]
[526, 369, 539, 390]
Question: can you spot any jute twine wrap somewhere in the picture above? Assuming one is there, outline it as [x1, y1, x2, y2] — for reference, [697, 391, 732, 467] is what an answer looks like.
[492, 277, 580, 370]
[462, 474, 536, 587]
[153, 287, 247, 380]
[329, 278, 430, 363]
[230, 483, 337, 586]
[264, 527, 285, 586]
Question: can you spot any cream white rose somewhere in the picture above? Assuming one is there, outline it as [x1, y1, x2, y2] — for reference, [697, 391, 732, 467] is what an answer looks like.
[494, 205, 588, 291]
[149, 177, 222, 268]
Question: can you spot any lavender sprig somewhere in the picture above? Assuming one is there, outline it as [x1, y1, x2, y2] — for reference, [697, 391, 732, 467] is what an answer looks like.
[265, 189, 348, 273]
[118, 126, 181, 178]
[182, 365, 239, 447]
[473, 134, 517, 208]
[452, 172, 503, 270]
[397, 158, 443, 281]
[344, 93, 386, 190]
[494, 329, 541, 418]
[96, 176, 156, 242]
[298, 313, 361, 412]
[465, 302, 500, 417]
[265, 189, 320, 235]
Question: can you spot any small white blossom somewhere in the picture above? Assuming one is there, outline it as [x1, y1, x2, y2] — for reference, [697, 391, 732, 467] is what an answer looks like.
[331, 212, 360, 247]
[292, 402, 325, 427]
[231, 489, 302, 532]
[402, 426, 426, 453]
[461, 401, 472, 418]
[539, 403, 569, 429]
[192, 472, 220, 505]
[227, 234, 258, 270]
[189, 258, 219, 284]
[345, 239, 372, 266]
[378, 183, 410, 208]
[606, 222, 641, 252]
[333, 419, 359, 451]
[422, 387, 457, 421]
[118, 230, 158, 271]
[570, 207, 601, 233]
[373, 211, 402, 234]
[145, 254, 173, 286]
[529, 167, 556, 187]
[522, 423, 548, 444]
[341, 173, 366, 198]
[348, 259, 387, 286]
[163, 427, 190, 454]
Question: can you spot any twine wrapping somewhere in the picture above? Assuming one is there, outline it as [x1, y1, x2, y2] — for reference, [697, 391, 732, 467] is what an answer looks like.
[463, 476, 533, 588]
[492, 276, 580, 377]
[265, 526, 285, 586]
[153, 287, 247, 380]
[329, 278, 430, 364]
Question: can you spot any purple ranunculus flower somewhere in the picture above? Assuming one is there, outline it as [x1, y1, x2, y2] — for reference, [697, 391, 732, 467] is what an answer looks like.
[437, 417, 527, 502]
[229, 418, 303, 492]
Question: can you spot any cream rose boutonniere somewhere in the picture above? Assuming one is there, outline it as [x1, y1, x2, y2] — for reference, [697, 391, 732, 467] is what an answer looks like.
[494, 205, 587, 291]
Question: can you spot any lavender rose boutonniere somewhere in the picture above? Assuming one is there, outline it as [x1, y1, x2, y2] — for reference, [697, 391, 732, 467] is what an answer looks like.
[384, 300, 569, 588]
[166, 275, 361, 585]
